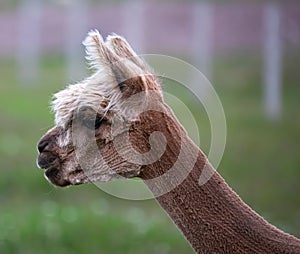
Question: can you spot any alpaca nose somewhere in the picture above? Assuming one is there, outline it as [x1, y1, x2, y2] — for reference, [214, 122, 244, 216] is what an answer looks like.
[37, 135, 58, 169]
[37, 138, 49, 153]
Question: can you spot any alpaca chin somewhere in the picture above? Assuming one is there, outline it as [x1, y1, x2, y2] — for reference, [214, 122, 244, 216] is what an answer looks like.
[44, 167, 71, 187]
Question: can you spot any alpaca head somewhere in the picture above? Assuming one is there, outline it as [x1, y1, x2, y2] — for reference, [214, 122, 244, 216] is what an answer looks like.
[37, 31, 168, 187]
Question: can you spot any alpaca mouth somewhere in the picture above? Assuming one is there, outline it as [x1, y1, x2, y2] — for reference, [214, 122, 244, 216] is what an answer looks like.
[44, 167, 71, 187]
[37, 153, 58, 169]
[44, 166, 88, 187]
[37, 145, 87, 186]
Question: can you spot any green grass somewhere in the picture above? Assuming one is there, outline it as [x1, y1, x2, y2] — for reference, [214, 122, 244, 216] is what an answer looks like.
[0, 51, 299, 253]
[0, 198, 189, 254]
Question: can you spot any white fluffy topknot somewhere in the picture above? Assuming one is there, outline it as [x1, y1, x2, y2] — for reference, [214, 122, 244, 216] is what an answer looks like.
[51, 30, 148, 128]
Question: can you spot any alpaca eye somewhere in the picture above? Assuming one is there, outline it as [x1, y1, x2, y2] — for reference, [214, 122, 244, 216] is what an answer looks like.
[82, 117, 103, 130]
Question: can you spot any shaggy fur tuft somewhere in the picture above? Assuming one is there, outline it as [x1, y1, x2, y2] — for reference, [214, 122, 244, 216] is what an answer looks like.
[51, 30, 152, 128]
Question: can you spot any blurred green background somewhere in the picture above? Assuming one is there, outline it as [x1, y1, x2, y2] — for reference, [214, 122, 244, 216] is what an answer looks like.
[1, 1, 300, 254]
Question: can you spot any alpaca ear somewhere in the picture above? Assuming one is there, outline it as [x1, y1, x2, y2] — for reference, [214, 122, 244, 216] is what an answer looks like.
[106, 36, 163, 97]
[82, 30, 110, 71]
[83, 30, 145, 92]
[106, 34, 146, 71]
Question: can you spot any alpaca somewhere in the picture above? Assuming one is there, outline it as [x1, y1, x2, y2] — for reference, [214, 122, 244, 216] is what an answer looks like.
[37, 30, 300, 253]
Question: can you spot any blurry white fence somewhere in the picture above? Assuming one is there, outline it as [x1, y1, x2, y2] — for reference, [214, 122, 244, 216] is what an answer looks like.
[17, 0, 42, 85]
[264, 2, 282, 121]
[65, 0, 88, 82]
[122, 0, 145, 53]
[191, 2, 213, 81]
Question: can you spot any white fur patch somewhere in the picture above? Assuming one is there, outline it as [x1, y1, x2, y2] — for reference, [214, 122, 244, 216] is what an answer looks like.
[83, 30, 109, 71]
[52, 30, 119, 128]
[57, 129, 71, 148]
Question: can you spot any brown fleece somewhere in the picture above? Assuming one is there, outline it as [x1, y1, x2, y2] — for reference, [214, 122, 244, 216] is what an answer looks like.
[137, 110, 300, 254]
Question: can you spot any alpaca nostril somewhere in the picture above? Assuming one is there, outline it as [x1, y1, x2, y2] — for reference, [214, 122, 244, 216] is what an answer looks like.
[38, 155, 57, 169]
[37, 139, 49, 153]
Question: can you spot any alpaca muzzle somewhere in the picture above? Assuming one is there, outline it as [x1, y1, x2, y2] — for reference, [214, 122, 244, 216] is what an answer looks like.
[37, 125, 63, 165]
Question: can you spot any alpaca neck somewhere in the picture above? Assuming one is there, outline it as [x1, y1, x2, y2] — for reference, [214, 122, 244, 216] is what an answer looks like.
[138, 112, 300, 253]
